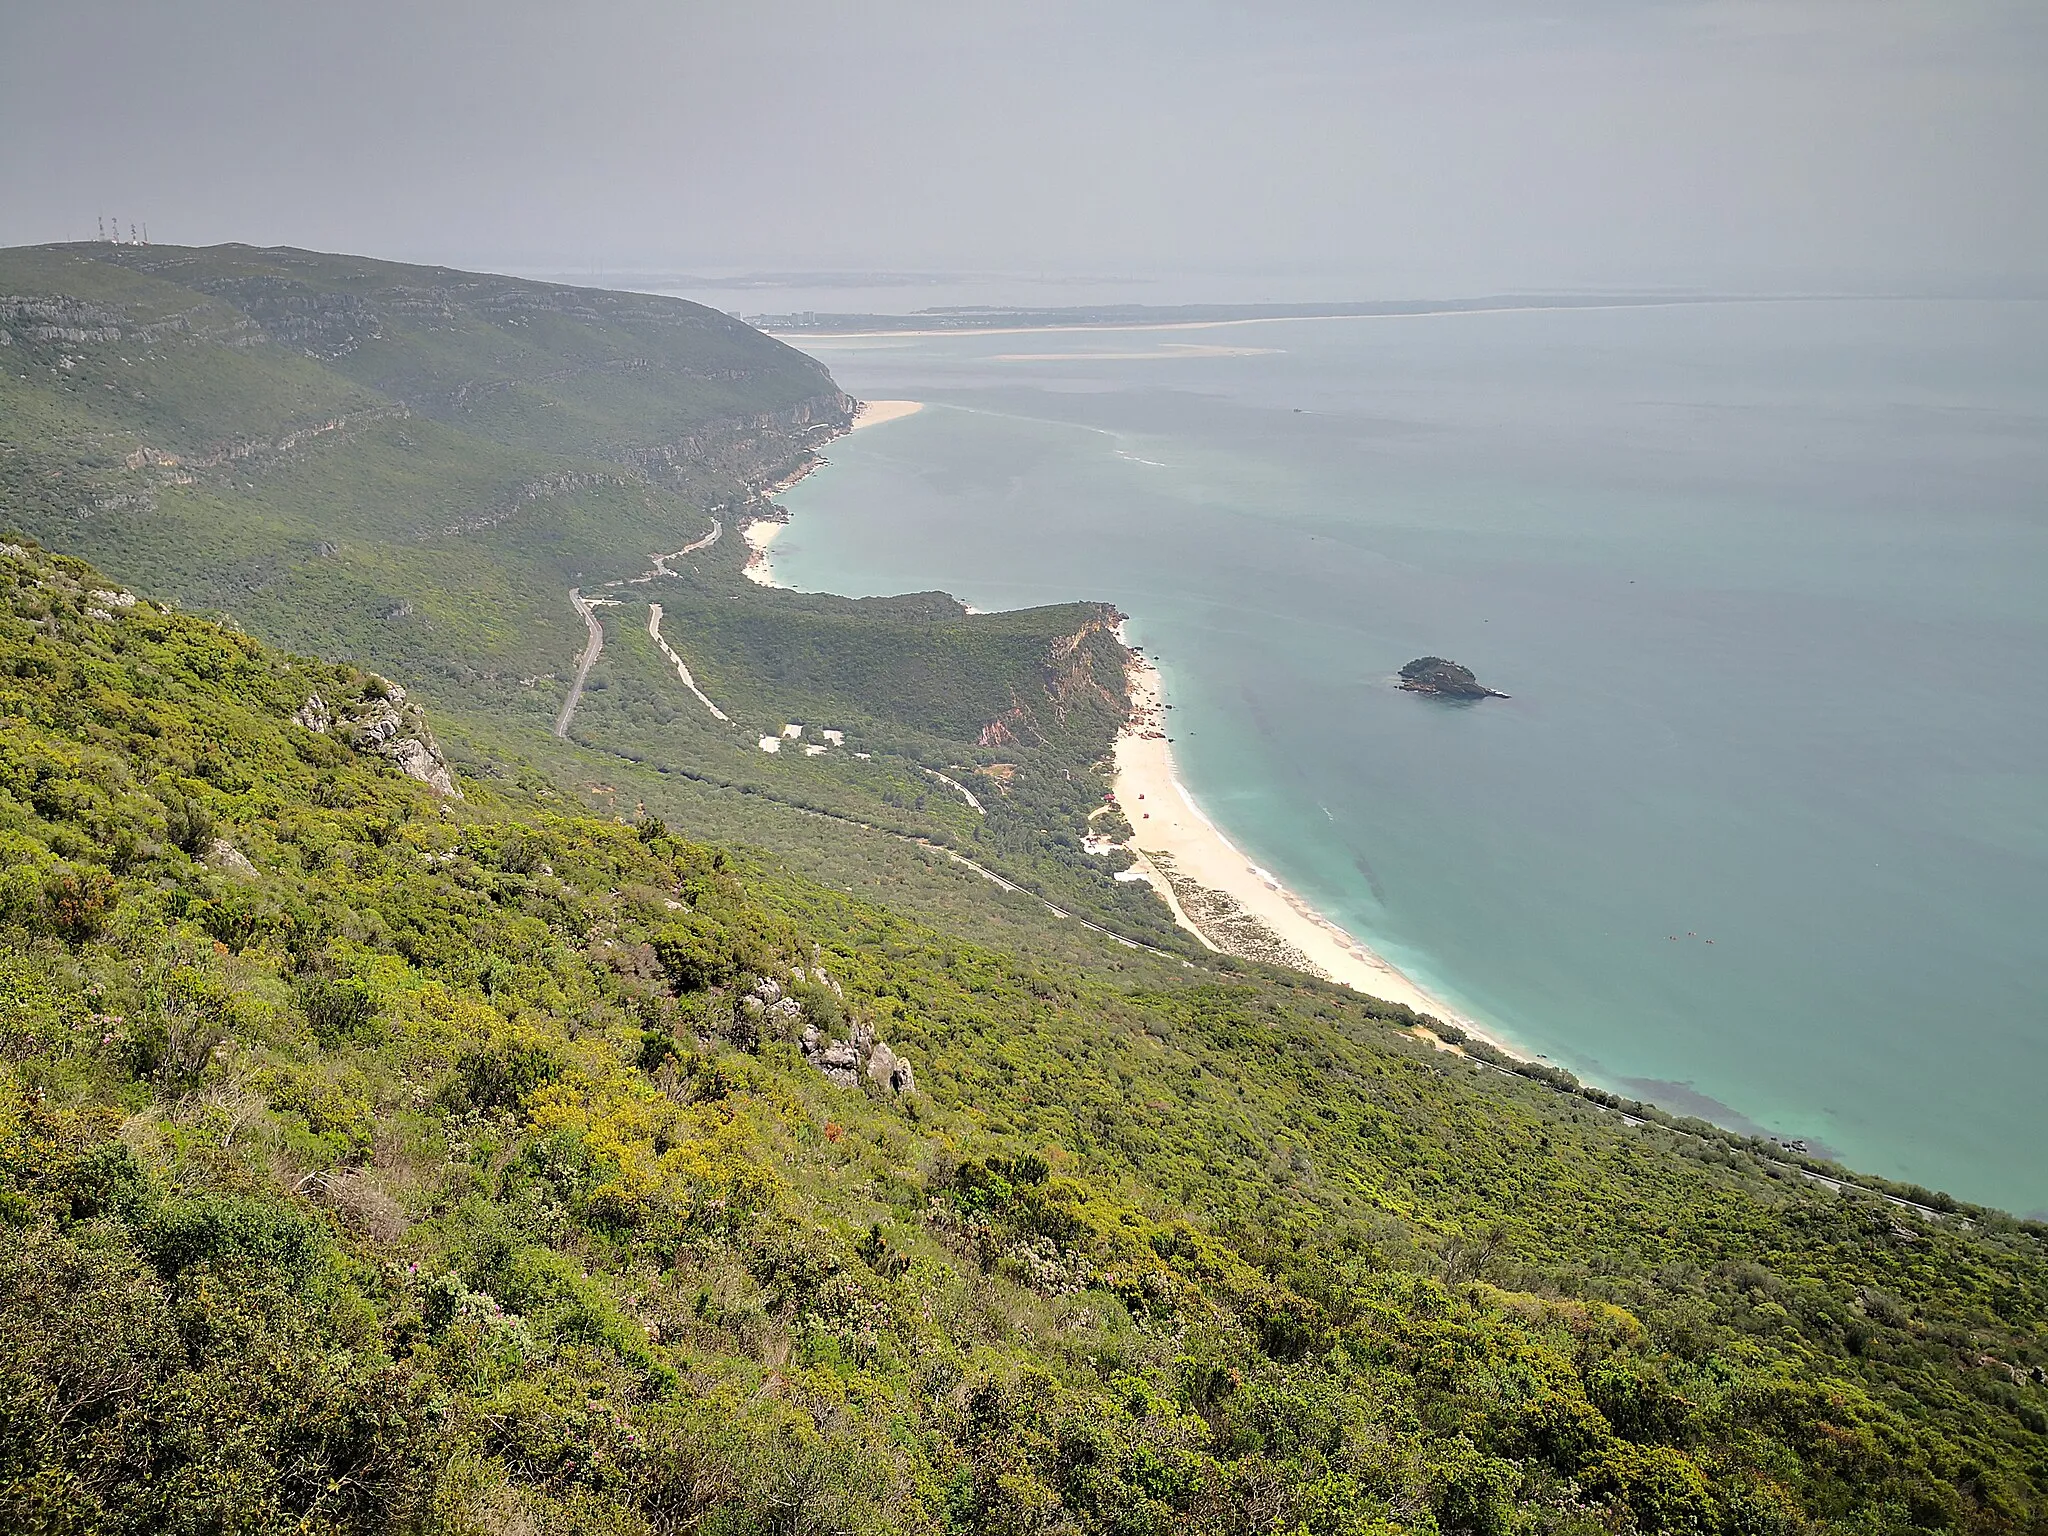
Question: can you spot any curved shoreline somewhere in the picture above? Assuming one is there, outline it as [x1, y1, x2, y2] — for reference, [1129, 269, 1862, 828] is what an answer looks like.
[742, 398, 924, 587]
[1111, 638, 1524, 1058]
[749, 398, 1517, 1053]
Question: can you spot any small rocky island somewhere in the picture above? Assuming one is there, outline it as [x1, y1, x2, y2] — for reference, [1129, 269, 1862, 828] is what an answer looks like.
[1398, 656, 1508, 700]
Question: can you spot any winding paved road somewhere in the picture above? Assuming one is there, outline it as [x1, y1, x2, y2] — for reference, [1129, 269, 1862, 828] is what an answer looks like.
[559, 516, 726, 738]
[553, 588, 604, 738]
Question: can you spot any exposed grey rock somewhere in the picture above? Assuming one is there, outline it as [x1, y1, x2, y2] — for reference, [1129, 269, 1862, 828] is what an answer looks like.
[205, 838, 258, 878]
[351, 702, 403, 748]
[296, 683, 460, 797]
[866, 1040, 916, 1096]
[798, 1015, 915, 1096]
[383, 736, 460, 798]
[816, 1041, 863, 1087]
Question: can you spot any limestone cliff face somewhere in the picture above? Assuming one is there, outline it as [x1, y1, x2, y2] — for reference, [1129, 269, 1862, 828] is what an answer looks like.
[294, 679, 462, 798]
[632, 392, 858, 493]
[2, 295, 126, 344]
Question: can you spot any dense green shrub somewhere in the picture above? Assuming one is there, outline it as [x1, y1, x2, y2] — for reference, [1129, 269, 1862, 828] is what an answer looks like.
[446, 1040, 561, 1115]
[38, 866, 115, 944]
[0, 541, 2042, 1534]
[296, 975, 377, 1047]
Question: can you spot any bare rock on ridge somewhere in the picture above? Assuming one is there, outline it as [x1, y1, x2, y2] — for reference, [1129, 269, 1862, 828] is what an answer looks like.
[293, 678, 463, 798]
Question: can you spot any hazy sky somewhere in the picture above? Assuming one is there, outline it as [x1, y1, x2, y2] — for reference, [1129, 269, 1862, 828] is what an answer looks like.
[5, 0, 2044, 294]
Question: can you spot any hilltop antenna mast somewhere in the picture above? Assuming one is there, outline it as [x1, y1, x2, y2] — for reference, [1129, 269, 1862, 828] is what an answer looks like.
[98, 215, 106, 241]
[129, 222, 138, 245]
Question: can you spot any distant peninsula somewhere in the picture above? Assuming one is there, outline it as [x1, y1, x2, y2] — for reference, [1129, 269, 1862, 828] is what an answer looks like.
[747, 293, 1743, 335]
[1398, 656, 1508, 699]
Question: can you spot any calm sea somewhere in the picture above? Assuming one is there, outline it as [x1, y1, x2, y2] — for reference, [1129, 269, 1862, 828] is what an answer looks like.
[767, 299, 2048, 1215]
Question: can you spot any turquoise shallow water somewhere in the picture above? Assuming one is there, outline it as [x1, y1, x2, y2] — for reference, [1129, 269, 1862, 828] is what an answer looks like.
[770, 300, 2048, 1215]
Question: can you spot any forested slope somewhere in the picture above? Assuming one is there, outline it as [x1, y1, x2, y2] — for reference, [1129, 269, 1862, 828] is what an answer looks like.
[0, 241, 844, 687]
[0, 242, 1183, 944]
[3, 544, 2044, 1534]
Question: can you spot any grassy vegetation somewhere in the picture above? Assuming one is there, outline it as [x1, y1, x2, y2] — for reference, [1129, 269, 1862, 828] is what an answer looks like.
[0, 242, 1186, 938]
[4, 539, 2046, 1535]
[563, 566, 1181, 945]
[0, 243, 834, 693]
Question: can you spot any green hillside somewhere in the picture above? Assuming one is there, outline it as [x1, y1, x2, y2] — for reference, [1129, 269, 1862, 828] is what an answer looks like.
[0, 243, 835, 685]
[0, 242, 1184, 946]
[2, 243, 2045, 1534]
[3, 541, 2046, 1533]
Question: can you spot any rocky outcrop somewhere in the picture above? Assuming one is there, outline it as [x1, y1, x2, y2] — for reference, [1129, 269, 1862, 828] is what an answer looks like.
[419, 467, 639, 541]
[801, 1017, 916, 1095]
[632, 393, 856, 498]
[734, 967, 915, 1095]
[380, 736, 458, 796]
[2, 296, 126, 344]
[84, 588, 136, 621]
[291, 694, 333, 734]
[118, 406, 411, 482]
[736, 973, 806, 1035]
[863, 1038, 916, 1096]
[204, 838, 259, 878]
[294, 679, 462, 798]
[1398, 657, 1507, 700]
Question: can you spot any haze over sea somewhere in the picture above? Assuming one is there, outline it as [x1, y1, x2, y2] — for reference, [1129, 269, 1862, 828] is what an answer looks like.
[752, 296, 2047, 1215]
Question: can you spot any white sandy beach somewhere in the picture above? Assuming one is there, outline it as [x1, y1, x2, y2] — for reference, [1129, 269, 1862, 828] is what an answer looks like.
[740, 519, 785, 587]
[850, 398, 924, 429]
[1112, 645, 1521, 1054]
